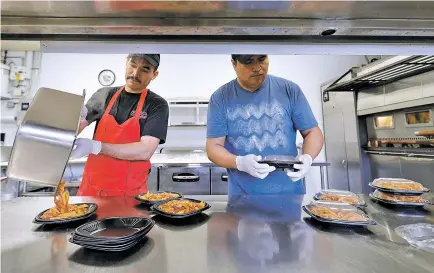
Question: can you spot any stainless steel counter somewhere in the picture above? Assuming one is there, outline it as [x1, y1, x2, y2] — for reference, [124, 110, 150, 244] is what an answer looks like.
[2, 194, 434, 273]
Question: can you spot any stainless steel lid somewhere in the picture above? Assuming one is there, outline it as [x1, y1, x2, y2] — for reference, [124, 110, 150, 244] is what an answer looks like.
[7, 87, 84, 186]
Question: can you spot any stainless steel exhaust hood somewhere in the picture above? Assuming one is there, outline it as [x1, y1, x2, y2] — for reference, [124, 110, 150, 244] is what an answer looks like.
[2, 1, 434, 41]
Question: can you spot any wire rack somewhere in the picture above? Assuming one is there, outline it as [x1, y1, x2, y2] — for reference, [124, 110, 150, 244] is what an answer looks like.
[325, 56, 434, 92]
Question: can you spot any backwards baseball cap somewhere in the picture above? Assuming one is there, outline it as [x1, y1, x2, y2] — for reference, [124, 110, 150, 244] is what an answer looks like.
[232, 54, 267, 64]
[127, 54, 160, 69]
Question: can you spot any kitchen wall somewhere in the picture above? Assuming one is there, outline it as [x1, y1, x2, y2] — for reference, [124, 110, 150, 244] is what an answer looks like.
[38, 53, 367, 195]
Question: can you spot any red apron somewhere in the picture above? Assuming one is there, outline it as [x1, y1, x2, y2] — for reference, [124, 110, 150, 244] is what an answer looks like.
[77, 86, 151, 196]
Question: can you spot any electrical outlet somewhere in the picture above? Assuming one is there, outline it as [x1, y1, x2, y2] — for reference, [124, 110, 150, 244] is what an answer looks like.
[6, 101, 15, 108]
[9, 66, 30, 81]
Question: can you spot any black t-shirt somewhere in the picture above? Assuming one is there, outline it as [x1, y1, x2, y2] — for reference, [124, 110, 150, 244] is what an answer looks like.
[85, 86, 169, 144]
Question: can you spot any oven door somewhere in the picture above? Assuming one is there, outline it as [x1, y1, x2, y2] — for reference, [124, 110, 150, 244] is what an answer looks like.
[210, 167, 228, 195]
[159, 166, 210, 195]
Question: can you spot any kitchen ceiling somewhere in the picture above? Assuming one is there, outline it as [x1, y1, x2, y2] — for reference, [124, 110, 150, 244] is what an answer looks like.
[2, 1, 434, 41]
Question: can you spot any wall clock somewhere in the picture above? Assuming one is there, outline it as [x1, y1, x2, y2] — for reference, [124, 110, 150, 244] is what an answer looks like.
[98, 69, 115, 86]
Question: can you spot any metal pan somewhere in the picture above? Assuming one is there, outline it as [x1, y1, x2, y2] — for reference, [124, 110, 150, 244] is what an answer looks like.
[33, 203, 98, 224]
[151, 198, 211, 219]
[313, 189, 366, 207]
[369, 192, 433, 207]
[134, 191, 183, 206]
[369, 178, 430, 195]
[303, 200, 376, 227]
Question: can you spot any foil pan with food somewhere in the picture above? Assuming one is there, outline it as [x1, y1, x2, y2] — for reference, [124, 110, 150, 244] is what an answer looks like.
[369, 190, 432, 207]
[313, 189, 366, 207]
[303, 200, 376, 226]
[369, 178, 430, 195]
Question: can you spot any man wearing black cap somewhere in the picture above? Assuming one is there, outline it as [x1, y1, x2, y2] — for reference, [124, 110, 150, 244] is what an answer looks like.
[206, 55, 324, 196]
[71, 54, 169, 196]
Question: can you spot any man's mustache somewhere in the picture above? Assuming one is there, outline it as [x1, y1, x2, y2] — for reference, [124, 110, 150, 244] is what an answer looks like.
[127, 76, 141, 83]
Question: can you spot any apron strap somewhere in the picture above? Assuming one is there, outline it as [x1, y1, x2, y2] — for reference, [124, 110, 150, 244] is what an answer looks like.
[134, 89, 148, 119]
[104, 86, 148, 119]
[103, 86, 124, 116]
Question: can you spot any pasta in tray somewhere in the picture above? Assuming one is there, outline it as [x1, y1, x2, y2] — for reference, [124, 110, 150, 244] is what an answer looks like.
[318, 194, 360, 205]
[138, 191, 180, 201]
[309, 205, 368, 222]
[375, 191, 424, 203]
[374, 179, 424, 191]
[158, 199, 206, 215]
[40, 180, 89, 220]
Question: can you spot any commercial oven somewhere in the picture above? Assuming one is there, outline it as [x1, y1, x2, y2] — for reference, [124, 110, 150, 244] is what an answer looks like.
[159, 166, 211, 195]
[322, 56, 434, 193]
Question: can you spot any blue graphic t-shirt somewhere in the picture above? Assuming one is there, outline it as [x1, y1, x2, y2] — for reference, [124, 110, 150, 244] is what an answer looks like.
[207, 75, 318, 196]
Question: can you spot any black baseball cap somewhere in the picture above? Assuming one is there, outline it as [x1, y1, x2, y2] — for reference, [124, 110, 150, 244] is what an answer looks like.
[232, 54, 267, 64]
[127, 54, 160, 69]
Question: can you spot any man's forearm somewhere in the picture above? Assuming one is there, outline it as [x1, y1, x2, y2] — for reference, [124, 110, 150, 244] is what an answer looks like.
[100, 141, 156, 161]
[206, 143, 237, 169]
[302, 127, 324, 159]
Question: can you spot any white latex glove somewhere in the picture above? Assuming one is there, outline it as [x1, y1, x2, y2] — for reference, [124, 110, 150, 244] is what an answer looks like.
[286, 154, 313, 182]
[80, 106, 88, 123]
[70, 138, 101, 158]
[236, 154, 276, 179]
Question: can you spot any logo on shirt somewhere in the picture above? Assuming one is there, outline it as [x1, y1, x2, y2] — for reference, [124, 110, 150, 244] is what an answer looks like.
[227, 99, 288, 152]
[130, 110, 148, 120]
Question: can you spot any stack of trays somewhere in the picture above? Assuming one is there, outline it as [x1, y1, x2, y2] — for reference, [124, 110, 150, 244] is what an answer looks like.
[302, 200, 376, 226]
[369, 178, 432, 207]
[69, 217, 154, 251]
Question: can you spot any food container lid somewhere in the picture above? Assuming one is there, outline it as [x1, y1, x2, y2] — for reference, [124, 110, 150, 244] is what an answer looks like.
[260, 155, 300, 163]
[313, 189, 366, 206]
[370, 178, 429, 194]
[395, 223, 434, 253]
[258, 155, 301, 169]
[370, 190, 432, 206]
[303, 200, 375, 226]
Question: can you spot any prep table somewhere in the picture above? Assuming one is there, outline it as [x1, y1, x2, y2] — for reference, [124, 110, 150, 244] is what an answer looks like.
[1, 151, 331, 197]
[2, 194, 434, 273]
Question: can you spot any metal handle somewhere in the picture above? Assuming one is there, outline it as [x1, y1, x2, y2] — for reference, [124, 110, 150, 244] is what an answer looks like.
[341, 160, 347, 165]
[172, 173, 200, 182]
[221, 174, 228, 182]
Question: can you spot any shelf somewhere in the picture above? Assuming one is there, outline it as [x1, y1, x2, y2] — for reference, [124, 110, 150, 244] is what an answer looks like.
[325, 55, 434, 92]
[363, 146, 434, 158]
[169, 123, 206, 127]
[169, 104, 208, 108]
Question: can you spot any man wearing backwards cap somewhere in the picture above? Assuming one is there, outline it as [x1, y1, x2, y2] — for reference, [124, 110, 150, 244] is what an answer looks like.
[206, 55, 324, 196]
[71, 54, 169, 196]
